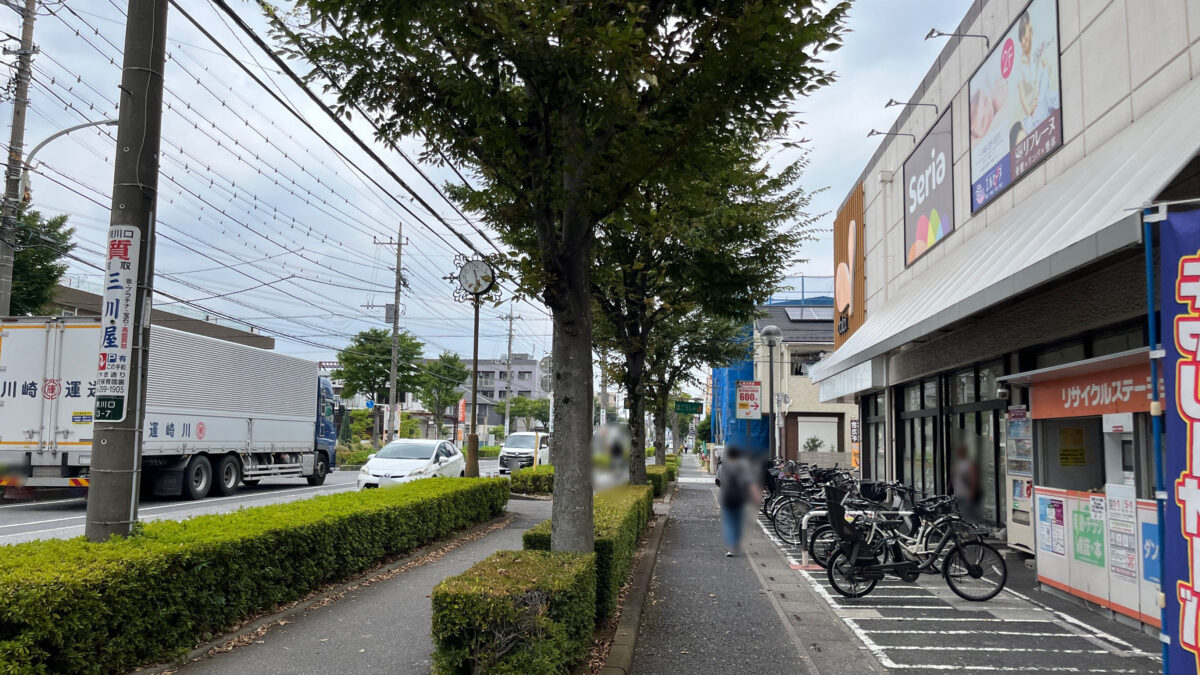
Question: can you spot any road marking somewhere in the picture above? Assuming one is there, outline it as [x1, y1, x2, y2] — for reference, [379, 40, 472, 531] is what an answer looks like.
[861, 629, 1075, 636]
[853, 616, 1058, 623]
[0, 497, 86, 509]
[999, 586, 1160, 659]
[0, 482, 357, 531]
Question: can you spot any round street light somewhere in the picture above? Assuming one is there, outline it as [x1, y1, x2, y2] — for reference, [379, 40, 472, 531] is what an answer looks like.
[761, 325, 782, 460]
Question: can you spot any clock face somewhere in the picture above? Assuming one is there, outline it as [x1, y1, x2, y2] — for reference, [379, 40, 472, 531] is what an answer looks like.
[458, 260, 495, 295]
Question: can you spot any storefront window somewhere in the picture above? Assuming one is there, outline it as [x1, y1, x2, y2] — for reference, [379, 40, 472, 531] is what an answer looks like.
[1035, 341, 1086, 369]
[1092, 326, 1145, 358]
[923, 380, 939, 409]
[952, 368, 975, 405]
[979, 361, 1004, 402]
[905, 384, 922, 412]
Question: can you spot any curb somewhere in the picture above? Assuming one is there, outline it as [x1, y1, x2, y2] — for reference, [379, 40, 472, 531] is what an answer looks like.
[131, 512, 515, 674]
[598, 488, 672, 675]
[509, 492, 553, 501]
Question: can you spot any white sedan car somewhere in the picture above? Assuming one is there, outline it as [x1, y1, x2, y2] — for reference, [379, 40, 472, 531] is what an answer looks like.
[358, 439, 466, 489]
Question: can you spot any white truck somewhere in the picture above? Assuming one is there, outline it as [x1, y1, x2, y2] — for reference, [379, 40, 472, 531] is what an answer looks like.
[0, 317, 339, 499]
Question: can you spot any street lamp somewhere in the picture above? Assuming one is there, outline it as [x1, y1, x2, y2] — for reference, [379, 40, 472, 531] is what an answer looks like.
[761, 325, 782, 460]
[20, 119, 118, 204]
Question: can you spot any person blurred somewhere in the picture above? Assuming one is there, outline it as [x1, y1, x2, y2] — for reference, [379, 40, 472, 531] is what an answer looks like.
[715, 445, 761, 557]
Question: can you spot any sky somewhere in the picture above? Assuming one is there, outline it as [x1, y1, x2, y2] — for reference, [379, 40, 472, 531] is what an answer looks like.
[1, 0, 970, 378]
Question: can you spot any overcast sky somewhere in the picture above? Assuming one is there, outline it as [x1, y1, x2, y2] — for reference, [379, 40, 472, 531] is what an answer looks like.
[2, 0, 969, 375]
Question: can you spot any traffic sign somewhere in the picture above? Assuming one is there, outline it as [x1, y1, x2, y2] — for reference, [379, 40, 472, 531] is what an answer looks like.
[735, 380, 762, 420]
[365, 400, 375, 409]
[674, 400, 703, 415]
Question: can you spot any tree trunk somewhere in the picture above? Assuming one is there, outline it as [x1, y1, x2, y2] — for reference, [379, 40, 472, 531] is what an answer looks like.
[625, 349, 647, 485]
[672, 416, 683, 455]
[548, 238, 595, 553]
[654, 397, 668, 465]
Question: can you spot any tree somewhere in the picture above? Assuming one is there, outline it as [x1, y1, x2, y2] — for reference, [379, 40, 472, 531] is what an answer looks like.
[593, 397, 617, 427]
[12, 210, 74, 315]
[804, 436, 825, 453]
[645, 312, 749, 464]
[413, 351, 470, 441]
[333, 328, 424, 447]
[593, 137, 811, 483]
[282, 0, 849, 552]
[509, 395, 536, 432]
[532, 398, 551, 428]
[697, 414, 712, 444]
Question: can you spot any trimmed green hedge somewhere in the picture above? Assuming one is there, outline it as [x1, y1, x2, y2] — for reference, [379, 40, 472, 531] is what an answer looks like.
[523, 485, 653, 619]
[0, 478, 509, 674]
[510, 465, 555, 494]
[646, 465, 670, 496]
[339, 448, 371, 465]
[432, 550, 595, 674]
[478, 445, 502, 458]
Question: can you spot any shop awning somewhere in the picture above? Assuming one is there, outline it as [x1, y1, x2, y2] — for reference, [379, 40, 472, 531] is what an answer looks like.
[810, 75, 1200, 391]
[997, 347, 1151, 385]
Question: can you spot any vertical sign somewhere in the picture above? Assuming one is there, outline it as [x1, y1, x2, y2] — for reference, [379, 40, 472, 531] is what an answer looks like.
[833, 182, 865, 346]
[968, 0, 1062, 211]
[904, 110, 955, 265]
[735, 380, 762, 420]
[93, 226, 140, 422]
[1163, 209, 1200, 673]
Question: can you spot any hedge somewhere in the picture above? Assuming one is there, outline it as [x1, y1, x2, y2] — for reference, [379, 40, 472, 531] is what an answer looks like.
[523, 485, 653, 619]
[478, 445, 502, 458]
[646, 464, 670, 496]
[339, 448, 371, 465]
[510, 465, 555, 494]
[432, 550, 595, 674]
[0, 477, 509, 674]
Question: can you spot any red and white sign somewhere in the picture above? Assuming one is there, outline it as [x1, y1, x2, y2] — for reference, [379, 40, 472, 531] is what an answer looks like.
[735, 380, 762, 420]
[458, 398, 466, 423]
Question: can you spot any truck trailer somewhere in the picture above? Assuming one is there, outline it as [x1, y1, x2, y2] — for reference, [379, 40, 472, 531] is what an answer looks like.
[0, 317, 338, 499]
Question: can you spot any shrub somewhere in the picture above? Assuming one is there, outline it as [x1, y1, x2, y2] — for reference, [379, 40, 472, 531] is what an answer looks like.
[510, 465, 555, 494]
[646, 465, 669, 496]
[432, 550, 595, 674]
[339, 448, 372, 466]
[523, 485, 653, 619]
[0, 478, 509, 674]
[478, 445, 502, 458]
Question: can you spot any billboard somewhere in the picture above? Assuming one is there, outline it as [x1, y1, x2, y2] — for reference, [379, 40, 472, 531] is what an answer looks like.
[903, 110, 954, 265]
[833, 183, 865, 346]
[969, 0, 1062, 212]
[1162, 209, 1200, 674]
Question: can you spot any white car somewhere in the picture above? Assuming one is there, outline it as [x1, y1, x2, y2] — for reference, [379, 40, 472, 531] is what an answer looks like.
[358, 439, 466, 489]
[497, 431, 551, 474]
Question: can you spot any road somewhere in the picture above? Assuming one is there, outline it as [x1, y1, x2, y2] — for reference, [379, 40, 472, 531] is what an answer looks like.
[0, 458, 501, 545]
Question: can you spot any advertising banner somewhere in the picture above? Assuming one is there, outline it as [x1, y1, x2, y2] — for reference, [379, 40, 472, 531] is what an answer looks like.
[94, 225, 141, 423]
[903, 110, 954, 265]
[1162, 208, 1200, 673]
[833, 183, 865, 345]
[968, 0, 1062, 212]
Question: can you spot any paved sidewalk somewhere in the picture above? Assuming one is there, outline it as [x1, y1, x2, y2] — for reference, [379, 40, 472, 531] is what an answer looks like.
[174, 498, 551, 674]
[633, 455, 874, 674]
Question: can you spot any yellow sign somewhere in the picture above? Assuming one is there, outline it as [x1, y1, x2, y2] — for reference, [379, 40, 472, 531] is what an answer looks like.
[1059, 428, 1086, 467]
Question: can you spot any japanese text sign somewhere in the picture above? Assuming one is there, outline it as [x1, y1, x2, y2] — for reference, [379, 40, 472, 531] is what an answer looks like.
[94, 225, 140, 422]
[1162, 209, 1200, 673]
[735, 380, 762, 420]
[1031, 363, 1157, 419]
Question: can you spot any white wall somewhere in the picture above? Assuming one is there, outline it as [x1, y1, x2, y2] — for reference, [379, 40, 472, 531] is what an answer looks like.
[857, 0, 1200, 320]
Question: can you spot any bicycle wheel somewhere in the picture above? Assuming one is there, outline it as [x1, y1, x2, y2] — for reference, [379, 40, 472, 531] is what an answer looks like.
[919, 516, 974, 573]
[827, 550, 877, 598]
[773, 499, 807, 545]
[807, 525, 839, 569]
[943, 541, 1007, 601]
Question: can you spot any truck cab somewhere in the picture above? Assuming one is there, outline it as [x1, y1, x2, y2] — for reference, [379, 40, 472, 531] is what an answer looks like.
[316, 375, 338, 466]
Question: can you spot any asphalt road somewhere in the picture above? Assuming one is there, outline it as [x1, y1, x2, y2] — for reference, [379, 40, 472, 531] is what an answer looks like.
[0, 458, 502, 544]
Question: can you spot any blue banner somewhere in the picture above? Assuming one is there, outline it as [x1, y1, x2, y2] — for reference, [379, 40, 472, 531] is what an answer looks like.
[1162, 208, 1200, 674]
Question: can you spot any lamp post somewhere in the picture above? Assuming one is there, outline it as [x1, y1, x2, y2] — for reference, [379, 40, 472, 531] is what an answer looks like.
[761, 325, 782, 460]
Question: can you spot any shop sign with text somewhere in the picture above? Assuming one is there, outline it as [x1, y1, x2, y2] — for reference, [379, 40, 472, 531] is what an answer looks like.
[1030, 363, 1157, 419]
[1163, 209, 1200, 673]
[903, 111, 954, 265]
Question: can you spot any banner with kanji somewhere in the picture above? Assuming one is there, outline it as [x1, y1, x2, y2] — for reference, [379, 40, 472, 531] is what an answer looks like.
[1163, 208, 1200, 674]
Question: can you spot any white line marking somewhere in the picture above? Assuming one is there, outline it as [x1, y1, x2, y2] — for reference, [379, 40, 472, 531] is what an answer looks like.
[1001, 586, 1160, 659]
[884, 646, 1106, 653]
[860, 630, 1073, 637]
[852, 616, 1057, 623]
[0, 497, 86, 509]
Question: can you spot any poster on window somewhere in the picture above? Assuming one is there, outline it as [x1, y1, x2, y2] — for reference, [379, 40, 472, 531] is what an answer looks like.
[968, 0, 1062, 212]
[1161, 208, 1200, 674]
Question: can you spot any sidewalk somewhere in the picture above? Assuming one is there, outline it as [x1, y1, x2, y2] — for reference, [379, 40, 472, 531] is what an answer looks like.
[633, 455, 873, 674]
[170, 498, 551, 674]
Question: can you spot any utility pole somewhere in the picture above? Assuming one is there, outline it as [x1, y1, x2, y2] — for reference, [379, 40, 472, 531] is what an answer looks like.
[599, 351, 608, 426]
[0, 0, 37, 315]
[500, 303, 519, 437]
[85, 0, 168, 542]
[375, 233, 403, 442]
[466, 296, 481, 477]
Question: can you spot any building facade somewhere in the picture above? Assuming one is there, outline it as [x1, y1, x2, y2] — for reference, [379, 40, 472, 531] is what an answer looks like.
[753, 304, 858, 467]
[810, 0, 1200, 636]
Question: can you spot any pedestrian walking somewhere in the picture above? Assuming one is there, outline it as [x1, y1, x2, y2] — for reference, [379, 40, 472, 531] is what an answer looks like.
[715, 446, 760, 557]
